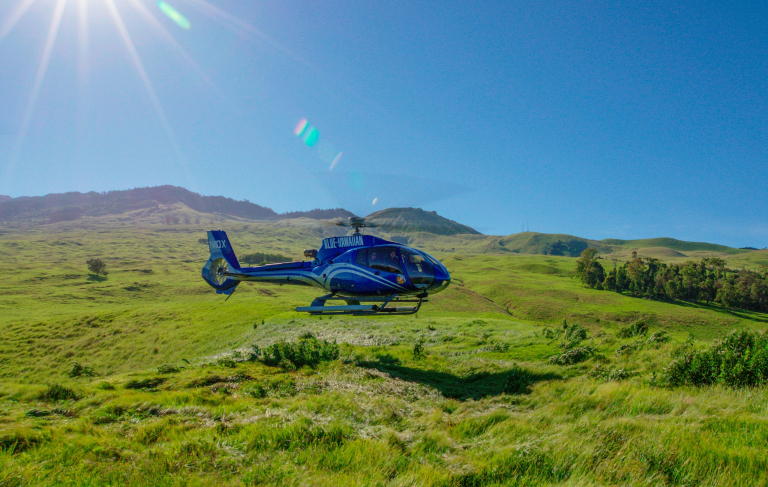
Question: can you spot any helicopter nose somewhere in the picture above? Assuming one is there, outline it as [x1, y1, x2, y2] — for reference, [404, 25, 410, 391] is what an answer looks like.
[429, 265, 451, 293]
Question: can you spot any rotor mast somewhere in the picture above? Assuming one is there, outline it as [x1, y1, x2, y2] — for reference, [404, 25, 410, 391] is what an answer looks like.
[337, 216, 377, 235]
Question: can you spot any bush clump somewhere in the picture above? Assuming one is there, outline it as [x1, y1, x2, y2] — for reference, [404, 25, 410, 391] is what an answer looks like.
[618, 320, 649, 338]
[217, 357, 237, 368]
[615, 340, 644, 356]
[157, 364, 181, 374]
[548, 346, 595, 365]
[260, 337, 339, 369]
[39, 384, 79, 402]
[68, 362, 98, 378]
[413, 340, 426, 360]
[589, 364, 631, 381]
[124, 377, 166, 390]
[503, 366, 534, 394]
[560, 320, 588, 349]
[647, 330, 670, 347]
[662, 330, 768, 388]
[542, 327, 560, 340]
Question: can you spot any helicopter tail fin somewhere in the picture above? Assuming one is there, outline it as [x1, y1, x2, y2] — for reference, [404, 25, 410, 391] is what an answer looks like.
[201, 230, 240, 295]
[207, 230, 240, 270]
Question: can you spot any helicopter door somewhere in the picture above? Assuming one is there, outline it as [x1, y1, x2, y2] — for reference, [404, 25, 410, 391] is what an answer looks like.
[400, 248, 435, 288]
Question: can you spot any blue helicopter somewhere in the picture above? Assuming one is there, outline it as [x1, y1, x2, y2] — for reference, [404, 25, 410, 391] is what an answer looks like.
[201, 217, 451, 315]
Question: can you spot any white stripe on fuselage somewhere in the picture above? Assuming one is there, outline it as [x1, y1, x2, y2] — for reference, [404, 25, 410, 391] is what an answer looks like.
[324, 264, 410, 292]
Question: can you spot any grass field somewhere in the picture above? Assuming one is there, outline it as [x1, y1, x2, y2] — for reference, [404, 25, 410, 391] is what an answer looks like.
[2, 210, 768, 485]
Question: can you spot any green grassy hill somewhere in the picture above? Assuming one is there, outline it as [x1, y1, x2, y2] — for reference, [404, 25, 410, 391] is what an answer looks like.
[725, 249, 768, 269]
[485, 232, 611, 256]
[2, 210, 768, 485]
[602, 237, 743, 254]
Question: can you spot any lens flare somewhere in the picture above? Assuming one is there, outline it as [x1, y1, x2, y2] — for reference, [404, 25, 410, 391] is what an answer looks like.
[157, 1, 190, 29]
[329, 152, 342, 170]
[293, 118, 319, 146]
[302, 126, 319, 147]
[294, 118, 308, 136]
[372, 197, 378, 205]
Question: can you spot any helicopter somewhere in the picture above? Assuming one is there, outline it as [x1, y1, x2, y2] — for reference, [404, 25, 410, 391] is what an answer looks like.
[201, 217, 451, 315]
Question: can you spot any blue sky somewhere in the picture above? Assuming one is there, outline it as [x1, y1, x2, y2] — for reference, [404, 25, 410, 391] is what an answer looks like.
[0, 0, 766, 247]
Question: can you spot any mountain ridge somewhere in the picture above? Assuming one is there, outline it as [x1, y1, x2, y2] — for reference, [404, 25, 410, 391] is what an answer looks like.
[0, 186, 354, 224]
[0, 186, 755, 256]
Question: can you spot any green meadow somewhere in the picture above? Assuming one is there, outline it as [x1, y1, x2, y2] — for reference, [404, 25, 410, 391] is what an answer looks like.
[2, 206, 768, 486]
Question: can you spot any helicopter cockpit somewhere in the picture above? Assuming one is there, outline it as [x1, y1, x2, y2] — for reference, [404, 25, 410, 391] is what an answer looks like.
[355, 246, 437, 288]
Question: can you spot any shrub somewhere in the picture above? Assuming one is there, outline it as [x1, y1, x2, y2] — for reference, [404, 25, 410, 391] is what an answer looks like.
[68, 362, 98, 378]
[413, 340, 426, 360]
[503, 366, 534, 394]
[548, 346, 595, 365]
[247, 345, 261, 362]
[86, 258, 108, 276]
[589, 364, 631, 381]
[615, 340, 644, 356]
[618, 320, 649, 338]
[39, 384, 79, 402]
[647, 331, 670, 347]
[157, 364, 181, 374]
[662, 330, 768, 388]
[217, 357, 237, 368]
[124, 377, 166, 390]
[560, 320, 588, 349]
[542, 327, 560, 340]
[486, 341, 511, 353]
[246, 384, 269, 399]
[260, 337, 339, 369]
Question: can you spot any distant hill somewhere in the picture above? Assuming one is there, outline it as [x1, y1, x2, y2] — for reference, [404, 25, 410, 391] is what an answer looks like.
[600, 237, 739, 254]
[481, 232, 747, 259]
[0, 187, 751, 260]
[365, 207, 481, 236]
[0, 186, 354, 224]
[487, 232, 611, 257]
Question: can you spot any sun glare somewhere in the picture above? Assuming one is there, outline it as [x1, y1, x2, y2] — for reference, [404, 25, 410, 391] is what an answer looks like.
[0, 0, 296, 186]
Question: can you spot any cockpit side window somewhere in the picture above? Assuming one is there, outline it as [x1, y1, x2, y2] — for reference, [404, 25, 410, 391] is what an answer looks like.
[355, 248, 368, 266]
[401, 248, 435, 286]
[365, 246, 403, 274]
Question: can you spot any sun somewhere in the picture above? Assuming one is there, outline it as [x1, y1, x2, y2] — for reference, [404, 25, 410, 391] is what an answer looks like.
[0, 0, 290, 185]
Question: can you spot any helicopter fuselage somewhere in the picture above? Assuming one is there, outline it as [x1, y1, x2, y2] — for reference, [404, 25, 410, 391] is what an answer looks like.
[202, 231, 451, 299]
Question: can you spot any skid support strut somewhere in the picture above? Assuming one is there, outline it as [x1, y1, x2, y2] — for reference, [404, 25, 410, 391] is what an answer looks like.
[296, 294, 427, 316]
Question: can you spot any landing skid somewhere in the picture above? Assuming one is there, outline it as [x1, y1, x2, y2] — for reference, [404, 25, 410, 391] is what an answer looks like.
[296, 294, 427, 316]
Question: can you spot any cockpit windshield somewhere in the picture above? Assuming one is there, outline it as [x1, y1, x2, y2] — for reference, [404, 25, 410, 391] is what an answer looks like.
[356, 246, 403, 274]
[400, 248, 435, 286]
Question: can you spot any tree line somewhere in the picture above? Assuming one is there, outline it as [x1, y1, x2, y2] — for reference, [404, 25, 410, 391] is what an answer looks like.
[576, 248, 768, 312]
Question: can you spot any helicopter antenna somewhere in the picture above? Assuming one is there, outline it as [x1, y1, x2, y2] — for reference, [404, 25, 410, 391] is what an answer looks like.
[336, 216, 378, 235]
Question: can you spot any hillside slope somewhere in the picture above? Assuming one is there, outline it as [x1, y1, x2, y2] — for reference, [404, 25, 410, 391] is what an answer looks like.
[2, 219, 768, 485]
